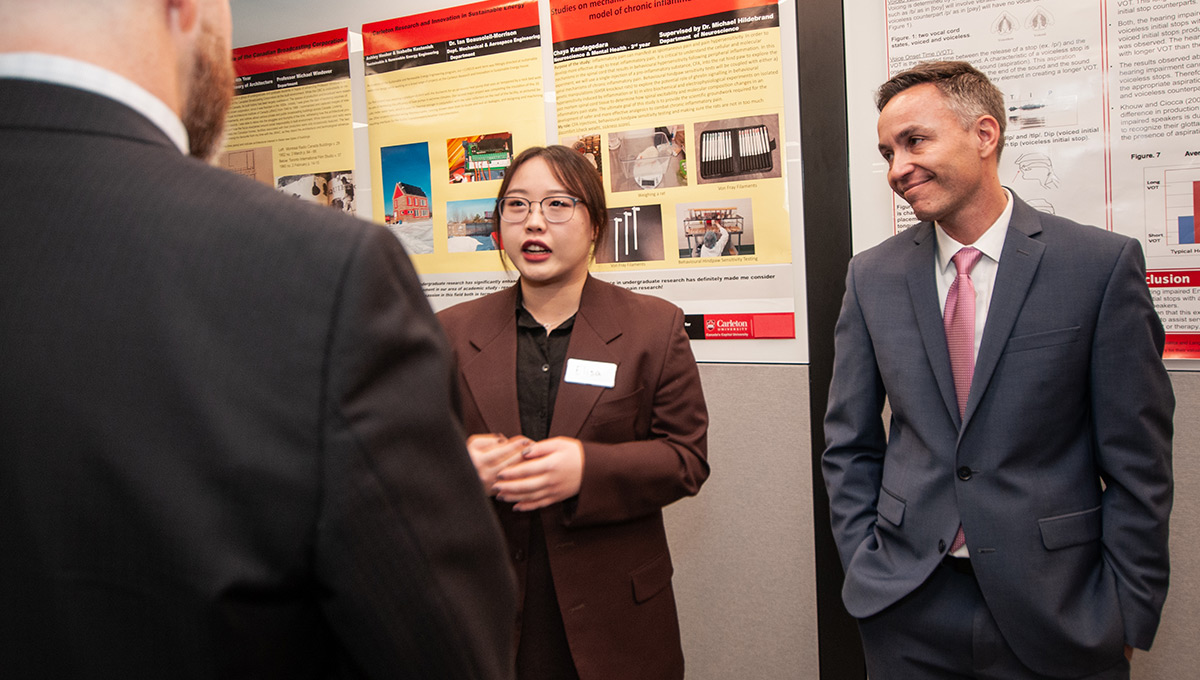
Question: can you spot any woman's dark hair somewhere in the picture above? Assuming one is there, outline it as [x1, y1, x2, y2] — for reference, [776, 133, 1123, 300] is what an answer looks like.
[492, 145, 608, 255]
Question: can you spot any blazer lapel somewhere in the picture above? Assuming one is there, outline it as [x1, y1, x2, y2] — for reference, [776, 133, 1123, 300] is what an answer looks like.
[459, 286, 524, 436]
[550, 278, 622, 438]
[964, 196, 1045, 425]
[906, 224, 961, 423]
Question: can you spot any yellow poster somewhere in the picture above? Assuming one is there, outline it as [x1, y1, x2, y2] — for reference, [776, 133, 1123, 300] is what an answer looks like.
[363, 0, 545, 273]
[550, 0, 796, 341]
[222, 29, 358, 215]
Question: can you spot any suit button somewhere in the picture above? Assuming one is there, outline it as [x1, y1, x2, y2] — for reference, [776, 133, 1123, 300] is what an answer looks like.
[957, 466, 972, 480]
[512, 549, 526, 562]
[938, 539, 947, 553]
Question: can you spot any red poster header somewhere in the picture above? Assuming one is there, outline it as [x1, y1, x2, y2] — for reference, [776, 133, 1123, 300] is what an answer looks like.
[363, 0, 537, 55]
[1146, 269, 1200, 288]
[549, 0, 776, 43]
[233, 29, 348, 77]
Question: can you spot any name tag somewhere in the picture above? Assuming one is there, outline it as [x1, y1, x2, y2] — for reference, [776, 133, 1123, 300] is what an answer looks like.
[564, 358, 617, 388]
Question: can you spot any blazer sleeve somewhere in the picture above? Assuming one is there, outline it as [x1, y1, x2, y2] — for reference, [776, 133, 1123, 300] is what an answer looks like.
[567, 305, 710, 527]
[1090, 238, 1174, 650]
[314, 227, 517, 679]
[822, 256, 890, 570]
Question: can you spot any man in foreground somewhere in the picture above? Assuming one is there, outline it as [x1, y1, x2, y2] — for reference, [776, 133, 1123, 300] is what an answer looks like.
[0, 1, 516, 677]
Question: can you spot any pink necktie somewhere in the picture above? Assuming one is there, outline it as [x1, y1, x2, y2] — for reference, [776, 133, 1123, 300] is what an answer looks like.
[945, 247, 982, 418]
[945, 247, 981, 554]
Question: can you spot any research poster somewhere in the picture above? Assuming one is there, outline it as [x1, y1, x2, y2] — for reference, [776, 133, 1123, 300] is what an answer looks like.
[358, 0, 804, 359]
[845, 0, 1200, 360]
[549, 0, 798, 343]
[362, 0, 546, 264]
[222, 29, 357, 214]
[228, 0, 807, 361]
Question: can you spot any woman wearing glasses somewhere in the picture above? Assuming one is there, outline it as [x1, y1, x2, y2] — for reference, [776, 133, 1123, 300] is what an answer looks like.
[438, 145, 709, 680]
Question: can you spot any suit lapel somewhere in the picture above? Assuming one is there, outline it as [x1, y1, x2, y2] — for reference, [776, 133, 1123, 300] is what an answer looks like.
[550, 278, 622, 438]
[906, 224, 961, 423]
[459, 286, 523, 436]
[964, 197, 1045, 425]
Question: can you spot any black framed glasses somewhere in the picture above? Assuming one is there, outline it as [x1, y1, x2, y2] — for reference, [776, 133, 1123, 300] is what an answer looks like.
[497, 196, 583, 223]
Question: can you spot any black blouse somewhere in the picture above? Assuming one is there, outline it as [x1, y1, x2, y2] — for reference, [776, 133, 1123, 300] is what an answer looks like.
[513, 303, 580, 679]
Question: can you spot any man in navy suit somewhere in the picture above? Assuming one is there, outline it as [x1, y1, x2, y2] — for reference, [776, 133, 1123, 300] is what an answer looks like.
[823, 61, 1174, 678]
[0, 1, 515, 677]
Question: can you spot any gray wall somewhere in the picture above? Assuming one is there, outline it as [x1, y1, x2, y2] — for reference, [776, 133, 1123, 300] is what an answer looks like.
[1133, 371, 1200, 678]
[666, 364, 818, 678]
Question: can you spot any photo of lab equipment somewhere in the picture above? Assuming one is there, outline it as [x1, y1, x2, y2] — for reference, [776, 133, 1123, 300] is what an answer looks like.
[607, 126, 687, 193]
[699, 125, 774, 180]
[694, 114, 782, 184]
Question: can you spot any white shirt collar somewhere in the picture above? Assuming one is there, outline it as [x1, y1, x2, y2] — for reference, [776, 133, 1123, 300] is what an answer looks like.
[935, 188, 1013, 271]
[0, 52, 189, 155]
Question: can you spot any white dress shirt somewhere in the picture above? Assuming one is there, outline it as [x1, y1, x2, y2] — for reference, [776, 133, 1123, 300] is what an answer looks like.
[0, 52, 189, 154]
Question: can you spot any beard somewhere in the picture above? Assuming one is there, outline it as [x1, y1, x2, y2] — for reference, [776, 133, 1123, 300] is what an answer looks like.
[182, 20, 234, 162]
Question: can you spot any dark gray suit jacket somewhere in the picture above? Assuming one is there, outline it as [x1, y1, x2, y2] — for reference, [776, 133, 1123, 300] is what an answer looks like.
[0, 79, 516, 679]
[823, 194, 1173, 677]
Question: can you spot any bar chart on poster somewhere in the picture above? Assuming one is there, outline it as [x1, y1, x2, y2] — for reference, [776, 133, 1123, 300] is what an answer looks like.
[1163, 169, 1200, 245]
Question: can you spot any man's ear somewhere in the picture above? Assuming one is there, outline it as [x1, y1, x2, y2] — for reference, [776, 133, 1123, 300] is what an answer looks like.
[166, 0, 199, 35]
[975, 114, 1002, 160]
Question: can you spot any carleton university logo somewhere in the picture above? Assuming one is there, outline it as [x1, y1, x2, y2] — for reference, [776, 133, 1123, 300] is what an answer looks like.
[705, 319, 716, 333]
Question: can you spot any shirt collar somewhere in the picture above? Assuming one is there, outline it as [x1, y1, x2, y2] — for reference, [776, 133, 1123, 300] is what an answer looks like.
[514, 288, 578, 333]
[935, 188, 1013, 272]
[0, 52, 190, 155]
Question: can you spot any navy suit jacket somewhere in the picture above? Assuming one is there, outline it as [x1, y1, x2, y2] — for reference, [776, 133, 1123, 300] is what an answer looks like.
[0, 79, 516, 679]
[823, 194, 1173, 677]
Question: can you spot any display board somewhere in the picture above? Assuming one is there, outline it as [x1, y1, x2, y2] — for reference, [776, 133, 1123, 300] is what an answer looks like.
[229, 0, 808, 363]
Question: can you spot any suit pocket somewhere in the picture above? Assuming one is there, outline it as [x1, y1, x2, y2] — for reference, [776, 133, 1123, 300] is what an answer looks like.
[589, 387, 645, 427]
[1038, 505, 1102, 550]
[631, 551, 674, 603]
[1004, 326, 1080, 354]
[877, 486, 906, 527]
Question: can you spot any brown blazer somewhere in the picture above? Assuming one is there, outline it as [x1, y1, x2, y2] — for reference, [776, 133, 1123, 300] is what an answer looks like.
[438, 276, 709, 680]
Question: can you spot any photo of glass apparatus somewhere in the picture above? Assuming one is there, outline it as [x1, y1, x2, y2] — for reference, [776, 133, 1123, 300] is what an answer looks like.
[611, 130, 678, 190]
[699, 124, 775, 180]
